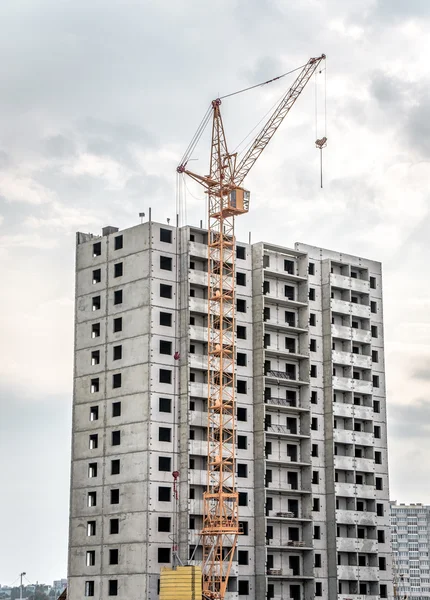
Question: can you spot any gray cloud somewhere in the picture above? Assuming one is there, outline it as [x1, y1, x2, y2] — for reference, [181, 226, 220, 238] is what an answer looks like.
[389, 399, 430, 438]
[373, 0, 430, 20]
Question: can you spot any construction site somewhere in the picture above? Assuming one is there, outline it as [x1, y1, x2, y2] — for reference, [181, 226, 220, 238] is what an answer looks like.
[68, 55, 393, 600]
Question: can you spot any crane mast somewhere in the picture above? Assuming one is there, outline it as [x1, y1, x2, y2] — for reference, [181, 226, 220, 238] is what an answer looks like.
[177, 53, 326, 600]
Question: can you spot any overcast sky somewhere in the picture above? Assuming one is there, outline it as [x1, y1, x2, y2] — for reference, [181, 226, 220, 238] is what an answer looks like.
[0, 0, 429, 586]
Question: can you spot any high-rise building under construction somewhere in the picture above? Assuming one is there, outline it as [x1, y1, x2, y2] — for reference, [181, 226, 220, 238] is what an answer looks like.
[68, 220, 393, 600]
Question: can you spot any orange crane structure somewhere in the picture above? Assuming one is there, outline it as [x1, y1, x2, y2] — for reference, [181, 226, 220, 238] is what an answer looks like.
[176, 53, 326, 600]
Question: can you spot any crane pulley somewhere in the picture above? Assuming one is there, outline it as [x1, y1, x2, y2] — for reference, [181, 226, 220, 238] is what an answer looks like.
[177, 53, 326, 600]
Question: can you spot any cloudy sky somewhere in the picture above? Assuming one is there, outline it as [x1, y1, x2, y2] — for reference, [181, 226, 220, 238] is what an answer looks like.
[1, 0, 430, 586]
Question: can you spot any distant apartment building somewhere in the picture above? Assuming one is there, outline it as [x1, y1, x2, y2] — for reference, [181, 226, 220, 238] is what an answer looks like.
[68, 221, 393, 600]
[391, 502, 430, 599]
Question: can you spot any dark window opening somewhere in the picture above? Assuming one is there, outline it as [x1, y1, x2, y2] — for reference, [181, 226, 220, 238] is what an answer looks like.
[110, 489, 119, 504]
[160, 284, 172, 298]
[114, 263, 123, 278]
[158, 486, 171, 502]
[160, 312, 172, 327]
[93, 242, 101, 257]
[114, 236, 123, 250]
[92, 296, 101, 311]
[92, 269, 101, 284]
[110, 519, 119, 534]
[160, 228, 172, 243]
[159, 456, 171, 472]
[159, 397, 172, 413]
[112, 373, 122, 388]
[113, 290, 123, 305]
[158, 517, 171, 532]
[237, 325, 247, 339]
[160, 256, 172, 271]
[159, 369, 172, 384]
[236, 246, 245, 259]
[160, 340, 172, 355]
[159, 427, 172, 442]
[111, 431, 121, 446]
[236, 272, 246, 286]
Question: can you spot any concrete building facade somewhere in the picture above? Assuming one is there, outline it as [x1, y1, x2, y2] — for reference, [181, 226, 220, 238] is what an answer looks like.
[68, 221, 393, 600]
[391, 502, 430, 599]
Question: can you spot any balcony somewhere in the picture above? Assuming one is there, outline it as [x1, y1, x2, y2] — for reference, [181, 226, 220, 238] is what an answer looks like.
[332, 376, 372, 394]
[332, 350, 372, 369]
[189, 411, 208, 428]
[335, 482, 376, 499]
[189, 354, 207, 370]
[264, 293, 308, 309]
[337, 537, 377, 553]
[265, 396, 309, 413]
[331, 324, 371, 344]
[189, 499, 204, 514]
[353, 404, 374, 420]
[267, 539, 312, 550]
[333, 403, 354, 418]
[188, 440, 208, 456]
[336, 509, 377, 527]
[331, 299, 370, 319]
[338, 565, 379, 581]
[190, 382, 207, 398]
[265, 320, 308, 335]
[189, 241, 208, 260]
[330, 272, 369, 294]
[265, 346, 308, 360]
[189, 297, 208, 314]
[189, 269, 208, 287]
[266, 482, 311, 495]
[266, 513, 312, 523]
[266, 569, 313, 579]
[265, 371, 309, 386]
[334, 456, 374, 473]
[355, 457, 375, 472]
[266, 456, 311, 468]
[353, 431, 374, 446]
[189, 469, 207, 486]
[189, 325, 207, 342]
[265, 424, 310, 440]
[264, 266, 307, 283]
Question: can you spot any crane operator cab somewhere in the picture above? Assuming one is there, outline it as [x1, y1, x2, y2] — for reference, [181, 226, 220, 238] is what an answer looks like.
[224, 187, 250, 216]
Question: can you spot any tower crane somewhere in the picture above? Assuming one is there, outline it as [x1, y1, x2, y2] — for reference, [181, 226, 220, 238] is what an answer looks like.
[177, 53, 326, 600]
